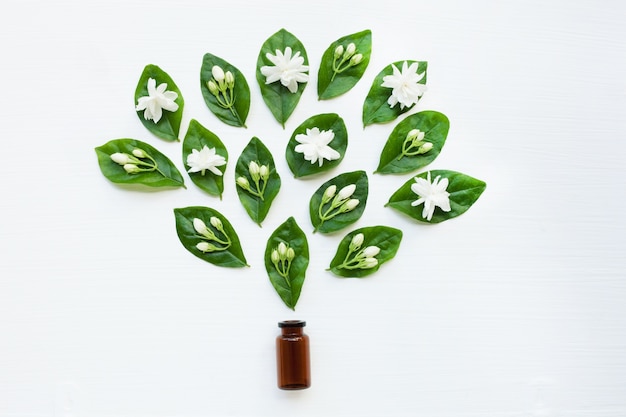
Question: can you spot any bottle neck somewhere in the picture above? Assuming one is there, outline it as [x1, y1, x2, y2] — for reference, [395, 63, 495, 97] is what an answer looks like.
[281, 327, 304, 336]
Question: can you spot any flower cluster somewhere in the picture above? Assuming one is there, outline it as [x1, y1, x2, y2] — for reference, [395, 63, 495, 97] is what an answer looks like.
[294, 127, 341, 167]
[399, 129, 432, 160]
[193, 217, 232, 253]
[186, 145, 227, 176]
[236, 161, 271, 200]
[260, 46, 309, 93]
[331, 42, 363, 81]
[271, 242, 296, 280]
[206, 65, 238, 118]
[135, 78, 179, 123]
[335, 233, 380, 270]
[410, 172, 451, 221]
[381, 61, 427, 110]
[315, 183, 360, 230]
[110, 148, 159, 174]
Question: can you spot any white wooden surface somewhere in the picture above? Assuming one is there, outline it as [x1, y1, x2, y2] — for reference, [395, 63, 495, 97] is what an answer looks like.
[1, 0, 625, 416]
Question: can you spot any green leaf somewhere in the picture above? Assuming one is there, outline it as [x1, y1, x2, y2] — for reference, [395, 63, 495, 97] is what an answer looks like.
[200, 53, 250, 128]
[256, 28, 309, 127]
[386, 170, 486, 223]
[95, 138, 185, 188]
[264, 217, 309, 310]
[309, 170, 368, 234]
[173, 206, 248, 268]
[375, 111, 449, 174]
[235, 137, 281, 226]
[362, 60, 427, 127]
[286, 113, 348, 178]
[182, 119, 228, 198]
[318, 29, 372, 100]
[329, 226, 403, 278]
[134, 65, 184, 141]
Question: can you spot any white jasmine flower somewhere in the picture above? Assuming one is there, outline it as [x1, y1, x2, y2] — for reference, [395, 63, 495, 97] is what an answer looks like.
[341, 199, 360, 212]
[123, 164, 140, 174]
[186, 146, 226, 176]
[196, 241, 216, 253]
[381, 61, 427, 110]
[322, 185, 337, 203]
[110, 152, 132, 165]
[260, 46, 309, 93]
[362, 246, 381, 257]
[349, 233, 364, 252]
[337, 184, 356, 200]
[294, 127, 341, 167]
[132, 148, 147, 158]
[411, 172, 452, 221]
[362, 257, 378, 269]
[135, 78, 179, 123]
[212, 65, 225, 83]
[193, 218, 210, 236]
[278, 242, 288, 259]
[210, 216, 223, 231]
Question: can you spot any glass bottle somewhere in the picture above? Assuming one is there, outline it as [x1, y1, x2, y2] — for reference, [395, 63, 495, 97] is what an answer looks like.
[276, 320, 311, 390]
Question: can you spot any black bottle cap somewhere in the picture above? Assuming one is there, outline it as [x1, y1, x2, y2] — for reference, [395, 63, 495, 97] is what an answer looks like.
[278, 320, 306, 328]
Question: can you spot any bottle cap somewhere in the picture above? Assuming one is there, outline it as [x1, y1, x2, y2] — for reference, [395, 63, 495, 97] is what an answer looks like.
[278, 320, 306, 328]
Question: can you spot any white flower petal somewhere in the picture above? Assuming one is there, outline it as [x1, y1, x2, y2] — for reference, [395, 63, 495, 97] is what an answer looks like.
[260, 47, 309, 93]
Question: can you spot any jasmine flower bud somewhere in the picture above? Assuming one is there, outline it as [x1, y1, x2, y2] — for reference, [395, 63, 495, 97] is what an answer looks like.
[110, 152, 132, 165]
[249, 161, 260, 181]
[236, 176, 251, 190]
[225, 71, 235, 89]
[193, 218, 209, 235]
[349, 233, 364, 252]
[259, 165, 269, 180]
[207, 80, 219, 96]
[278, 242, 288, 259]
[286, 247, 295, 262]
[341, 198, 360, 213]
[418, 142, 433, 154]
[337, 184, 357, 200]
[350, 53, 363, 66]
[362, 246, 381, 257]
[345, 42, 356, 58]
[123, 164, 141, 174]
[196, 241, 217, 253]
[362, 257, 378, 269]
[210, 216, 223, 232]
[271, 249, 280, 265]
[407, 129, 421, 141]
[334, 45, 344, 59]
[322, 185, 337, 203]
[132, 148, 147, 158]
[212, 65, 225, 83]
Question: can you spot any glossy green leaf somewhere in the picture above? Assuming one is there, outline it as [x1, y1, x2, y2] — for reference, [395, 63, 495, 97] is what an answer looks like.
[264, 217, 309, 310]
[286, 113, 348, 178]
[309, 170, 368, 234]
[328, 226, 403, 278]
[134, 65, 184, 141]
[362, 60, 427, 127]
[375, 111, 449, 175]
[317, 29, 372, 100]
[200, 53, 250, 128]
[386, 170, 486, 223]
[235, 137, 281, 226]
[95, 138, 185, 188]
[173, 206, 248, 268]
[182, 119, 228, 198]
[256, 28, 309, 127]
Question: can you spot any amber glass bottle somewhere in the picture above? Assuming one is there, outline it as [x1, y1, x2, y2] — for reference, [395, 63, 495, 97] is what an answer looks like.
[276, 320, 311, 390]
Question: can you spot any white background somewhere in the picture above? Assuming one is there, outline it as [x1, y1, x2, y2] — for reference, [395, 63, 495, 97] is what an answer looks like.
[1, 0, 625, 416]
